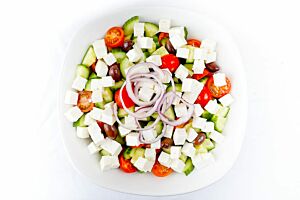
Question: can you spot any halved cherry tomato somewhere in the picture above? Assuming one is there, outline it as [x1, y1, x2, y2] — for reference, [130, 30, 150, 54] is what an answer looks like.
[152, 161, 173, 177]
[187, 39, 201, 47]
[77, 91, 94, 112]
[96, 121, 105, 131]
[91, 61, 97, 72]
[192, 69, 212, 80]
[207, 76, 231, 98]
[158, 32, 169, 44]
[104, 27, 125, 48]
[115, 88, 135, 109]
[195, 86, 212, 107]
[161, 54, 180, 73]
[119, 155, 137, 173]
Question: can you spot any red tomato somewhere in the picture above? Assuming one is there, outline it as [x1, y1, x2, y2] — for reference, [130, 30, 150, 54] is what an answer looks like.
[152, 161, 173, 177]
[115, 88, 135, 108]
[192, 69, 212, 80]
[77, 91, 94, 112]
[158, 32, 169, 44]
[104, 27, 125, 48]
[187, 39, 201, 47]
[91, 61, 97, 72]
[161, 54, 180, 73]
[96, 121, 105, 131]
[195, 86, 212, 107]
[131, 144, 145, 148]
[175, 119, 192, 129]
[207, 76, 231, 98]
[119, 155, 137, 173]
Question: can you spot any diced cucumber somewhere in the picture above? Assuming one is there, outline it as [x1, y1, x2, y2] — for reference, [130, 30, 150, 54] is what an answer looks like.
[152, 46, 169, 56]
[84, 79, 92, 91]
[215, 106, 230, 118]
[111, 80, 124, 91]
[89, 72, 98, 79]
[211, 115, 227, 133]
[123, 147, 132, 160]
[132, 36, 138, 44]
[120, 57, 134, 78]
[184, 45, 195, 64]
[76, 64, 90, 79]
[81, 46, 97, 67]
[73, 114, 86, 127]
[179, 153, 188, 163]
[103, 87, 113, 103]
[112, 48, 127, 63]
[139, 51, 150, 62]
[144, 22, 159, 37]
[183, 63, 194, 76]
[115, 135, 125, 145]
[125, 34, 132, 41]
[152, 35, 160, 48]
[199, 77, 208, 84]
[123, 16, 139, 36]
[148, 41, 157, 54]
[184, 27, 188, 39]
[95, 101, 105, 109]
[201, 110, 213, 120]
[131, 148, 145, 163]
[195, 144, 208, 154]
[117, 106, 135, 118]
[162, 147, 171, 154]
[100, 149, 111, 156]
[151, 112, 159, 119]
[173, 77, 180, 83]
[160, 38, 168, 47]
[202, 139, 215, 151]
[146, 120, 163, 134]
[166, 83, 182, 92]
[164, 106, 175, 120]
[183, 158, 194, 176]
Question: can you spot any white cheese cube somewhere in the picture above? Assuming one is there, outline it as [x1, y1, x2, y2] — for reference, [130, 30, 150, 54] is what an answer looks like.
[145, 148, 156, 161]
[174, 103, 188, 118]
[172, 92, 182, 105]
[64, 106, 83, 122]
[100, 76, 115, 87]
[187, 128, 198, 142]
[137, 37, 154, 49]
[146, 55, 162, 66]
[200, 39, 216, 52]
[91, 79, 102, 91]
[176, 48, 189, 59]
[71, 76, 87, 91]
[101, 138, 122, 156]
[64, 90, 78, 105]
[151, 139, 161, 149]
[103, 53, 116, 66]
[91, 89, 103, 103]
[182, 81, 204, 104]
[138, 87, 154, 102]
[181, 142, 196, 157]
[164, 125, 174, 138]
[210, 131, 225, 144]
[84, 113, 95, 126]
[191, 152, 215, 169]
[159, 19, 171, 32]
[169, 35, 187, 49]
[182, 78, 194, 92]
[99, 111, 116, 126]
[193, 104, 204, 117]
[92, 39, 107, 59]
[100, 156, 119, 171]
[192, 59, 206, 74]
[202, 121, 215, 133]
[168, 27, 185, 38]
[170, 146, 182, 159]
[87, 142, 101, 154]
[161, 69, 171, 83]
[193, 48, 208, 60]
[126, 48, 142, 62]
[205, 51, 217, 64]
[219, 94, 234, 106]
[141, 129, 156, 141]
[134, 157, 154, 172]
[118, 126, 131, 137]
[158, 152, 172, 168]
[129, 63, 150, 74]
[104, 102, 114, 110]
[88, 122, 105, 146]
[89, 107, 102, 121]
[124, 115, 138, 129]
[170, 159, 185, 173]
[95, 60, 108, 77]
[126, 132, 140, 146]
[173, 128, 187, 145]
[76, 127, 89, 139]
[134, 22, 144, 37]
[204, 100, 219, 114]
[175, 64, 189, 80]
[192, 117, 207, 129]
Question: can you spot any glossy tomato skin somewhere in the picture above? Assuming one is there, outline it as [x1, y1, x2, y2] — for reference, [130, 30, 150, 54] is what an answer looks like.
[114, 88, 135, 109]
[104, 27, 125, 48]
[207, 76, 231, 98]
[192, 69, 212, 80]
[187, 39, 201, 47]
[158, 32, 169, 43]
[195, 86, 212, 107]
[119, 155, 137, 173]
[77, 91, 94, 112]
[152, 161, 173, 177]
[161, 54, 180, 73]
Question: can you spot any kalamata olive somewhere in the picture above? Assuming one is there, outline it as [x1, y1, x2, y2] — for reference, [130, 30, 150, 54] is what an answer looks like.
[108, 64, 121, 81]
[103, 123, 118, 139]
[206, 62, 220, 72]
[165, 39, 176, 54]
[193, 132, 206, 145]
[161, 138, 173, 148]
[122, 40, 134, 52]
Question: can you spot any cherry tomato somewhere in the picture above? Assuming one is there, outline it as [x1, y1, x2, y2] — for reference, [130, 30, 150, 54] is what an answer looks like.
[115, 88, 135, 108]
[152, 161, 173, 177]
[158, 32, 169, 44]
[96, 121, 105, 131]
[104, 27, 125, 48]
[161, 54, 180, 73]
[119, 155, 137, 173]
[187, 39, 201, 47]
[195, 86, 212, 107]
[207, 76, 231, 98]
[131, 144, 145, 148]
[192, 69, 212, 80]
[91, 61, 97, 72]
[77, 91, 94, 112]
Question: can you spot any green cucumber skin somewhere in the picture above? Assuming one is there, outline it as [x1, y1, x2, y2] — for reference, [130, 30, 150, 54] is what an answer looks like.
[111, 80, 124, 91]
[123, 16, 139, 36]
[103, 87, 113, 103]
[73, 114, 86, 127]
[76, 65, 90, 79]
[183, 158, 194, 176]
[144, 22, 159, 37]
[81, 46, 97, 67]
[123, 147, 132, 160]
[120, 58, 134, 78]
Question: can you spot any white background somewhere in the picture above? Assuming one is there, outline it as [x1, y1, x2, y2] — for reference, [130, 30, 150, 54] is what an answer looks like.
[1, 0, 300, 199]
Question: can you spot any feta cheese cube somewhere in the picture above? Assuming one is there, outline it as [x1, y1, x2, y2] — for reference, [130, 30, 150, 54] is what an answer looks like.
[172, 92, 182, 105]
[95, 60, 108, 77]
[134, 22, 144, 37]
[134, 157, 154, 172]
[118, 126, 131, 137]
[170, 146, 182, 159]
[168, 27, 185, 38]
[103, 53, 116, 66]
[138, 87, 154, 102]
[151, 139, 161, 149]
[145, 148, 156, 161]
[192, 117, 207, 129]
[64, 106, 83, 122]
[182, 81, 204, 104]
[219, 94, 234, 106]
[169, 35, 187, 49]
[100, 76, 115, 87]
[164, 125, 174, 138]
[146, 55, 162, 66]
[193, 48, 208, 60]
[193, 104, 204, 117]
[91, 89, 103, 103]
[176, 48, 189, 59]
[99, 111, 116, 126]
[192, 59, 206, 74]
[126, 132, 140, 146]
[124, 115, 138, 129]
[160, 69, 172, 83]
[158, 152, 172, 168]
[84, 113, 95, 125]
[187, 128, 198, 142]
[205, 51, 217, 63]
[137, 37, 154, 49]
[182, 78, 194, 92]
[76, 127, 89, 139]
[204, 100, 219, 114]
[210, 131, 225, 143]
[174, 103, 188, 118]
[92, 39, 107, 59]
[173, 128, 187, 145]
[200, 39, 216, 52]
[159, 19, 171, 32]
[88, 122, 105, 146]
[126, 48, 143, 62]
[100, 156, 119, 171]
[90, 79, 102, 91]
[89, 107, 102, 120]
[175, 64, 189, 80]
[87, 142, 101, 154]
[170, 159, 185, 173]
[129, 63, 150, 74]
[191, 152, 215, 169]
[181, 142, 196, 157]
[71, 76, 87, 91]
[64, 90, 78, 105]
[141, 129, 156, 141]
[202, 121, 215, 133]
[101, 138, 122, 156]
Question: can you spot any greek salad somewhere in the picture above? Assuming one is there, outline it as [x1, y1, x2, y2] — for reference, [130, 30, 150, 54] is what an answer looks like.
[64, 16, 234, 177]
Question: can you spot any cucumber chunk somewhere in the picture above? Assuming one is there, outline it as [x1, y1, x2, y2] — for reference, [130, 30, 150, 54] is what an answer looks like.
[144, 22, 159, 37]
[81, 46, 96, 67]
[131, 148, 145, 163]
[202, 139, 215, 151]
[100, 149, 111, 156]
[73, 114, 86, 127]
[173, 77, 180, 83]
[184, 45, 195, 64]
[84, 79, 92, 91]
[179, 153, 188, 163]
[215, 106, 230, 118]
[195, 144, 208, 154]
[201, 110, 213, 120]
[102, 87, 113, 103]
[146, 120, 163, 134]
[117, 106, 135, 118]
[152, 46, 168, 56]
[112, 48, 127, 63]
[211, 115, 227, 133]
[88, 72, 98, 79]
[166, 83, 182, 92]
[111, 80, 124, 91]
[123, 16, 139, 36]
[164, 106, 175, 120]
[115, 135, 125, 145]
[124, 34, 132, 41]
[148, 41, 157, 54]
[123, 147, 132, 160]
[151, 112, 159, 119]
[120, 57, 134, 78]
[76, 64, 90, 79]
[152, 35, 160, 48]
[160, 38, 168, 47]
[183, 158, 194, 176]
[183, 63, 194, 76]
[184, 27, 188, 39]
[95, 101, 105, 109]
